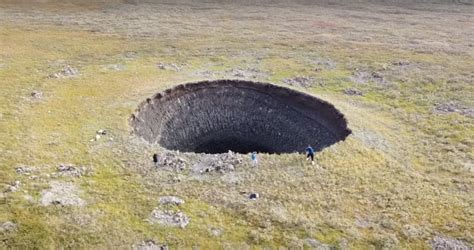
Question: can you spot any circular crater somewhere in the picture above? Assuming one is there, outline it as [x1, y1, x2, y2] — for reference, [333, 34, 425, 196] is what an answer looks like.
[130, 80, 351, 154]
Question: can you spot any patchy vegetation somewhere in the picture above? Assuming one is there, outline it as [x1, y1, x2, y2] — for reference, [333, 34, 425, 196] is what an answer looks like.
[0, 1, 473, 248]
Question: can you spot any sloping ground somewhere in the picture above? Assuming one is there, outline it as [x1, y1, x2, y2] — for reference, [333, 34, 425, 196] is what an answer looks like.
[0, 1, 473, 249]
[131, 80, 351, 153]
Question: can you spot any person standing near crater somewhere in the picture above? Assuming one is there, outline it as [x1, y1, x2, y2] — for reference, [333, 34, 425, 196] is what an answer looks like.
[306, 145, 315, 165]
[153, 153, 160, 167]
[251, 152, 258, 166]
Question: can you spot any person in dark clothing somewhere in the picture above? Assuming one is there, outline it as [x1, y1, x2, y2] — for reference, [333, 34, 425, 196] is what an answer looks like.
[306, 145, 315, 165]
[153, 153, 160, 167]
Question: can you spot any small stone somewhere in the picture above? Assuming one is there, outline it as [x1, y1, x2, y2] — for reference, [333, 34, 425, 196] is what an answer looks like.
[16, 166, 34, 175]
[249, 193, 259, 200]
[159, 196, 184, 206]
[133, 240, 168, 250]
[148, 209, 189, 228]
[210, 227, 223, 237]
[392, 60, 410, 66]
[5, 181, 21, 192]
[0, 221, 17, 233]
[343, 88, 363, 96]
[48, 65, 79, 79]
[30, 91, 43, 99]
[96, 129, 107, 135]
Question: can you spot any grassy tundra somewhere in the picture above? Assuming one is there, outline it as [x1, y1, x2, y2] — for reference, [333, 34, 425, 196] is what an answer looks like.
[0, 1, 473, 248]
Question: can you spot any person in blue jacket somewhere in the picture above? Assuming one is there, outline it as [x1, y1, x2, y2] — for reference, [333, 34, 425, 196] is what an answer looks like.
[251, 152, 258, 166]
[306, 145, 315, 165]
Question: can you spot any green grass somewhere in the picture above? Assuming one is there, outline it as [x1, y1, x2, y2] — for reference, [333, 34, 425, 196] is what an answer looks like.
[0, 3, 473, 248]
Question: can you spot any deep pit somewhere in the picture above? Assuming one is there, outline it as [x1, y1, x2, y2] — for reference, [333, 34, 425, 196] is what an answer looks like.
[130, 80, 351, 154]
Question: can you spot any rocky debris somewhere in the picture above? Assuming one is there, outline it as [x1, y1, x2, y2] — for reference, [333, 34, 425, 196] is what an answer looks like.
[48, 65, 79, 79]
[157, 62, 183, 72]
[159, 196, 184, 206]
[304, 238, 331, 250]
[157, 152, 187, 171]
[148, 209, 189, 228]
[283, 76, 313, 88]
[123, 51, 138, 59]
[343, 88, 364, 96]
[0, 221, 17, 233]
[15, 165, 36, 175]
[97, 129, 107, 135]
[54, 164, 93, 178]
[30, 91, 43, 99]
[40, 181, 85, 207]
[91, 129, 110, 142]
[192, 151, 243, 174]
[5, 181, 21, 193]
[133, 240, 168, 250]
[351, 70, 386, 85]
[431, 235, 472, 250]
[249, 193, 259, 200]
[209, 227, 223, 237]
[435, 102, 474, 118]
[392, 60, 410, 66]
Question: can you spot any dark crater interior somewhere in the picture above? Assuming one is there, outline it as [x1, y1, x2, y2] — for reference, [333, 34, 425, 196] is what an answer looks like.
[130, 80, 351, 154]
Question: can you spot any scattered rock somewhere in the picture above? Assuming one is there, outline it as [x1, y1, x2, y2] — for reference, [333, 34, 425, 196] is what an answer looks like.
[0, 221, 17, 233]
[343, 88, 363, 96]
[48, 65, 79, 79]
[5, 181, 21, 193]
[133, 240, 168, 250]
[209, 227, 223, 237]
[54, 164, 93, 178]
[124, 51, 138, 59]
[392, 60, 410, 66]
[192, 151, 243, 174]
[30, 91, 43, 99]
[304, 238, 331, 250]
[15, 165, 35, 175]
[40, 181, 85, 207]
[249, 193, 259, 200]
[157, 152, 187, 171]
[157, 62, 183, 72]
[351, 70, 386, 85]
[96, 129, 107, 135]
[283, 76, 313, 88]
[148, 209, 189, 228]
[431, 235, 472, 250]
[159, 196, 184, 206]
[435, 102, 474, 118]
